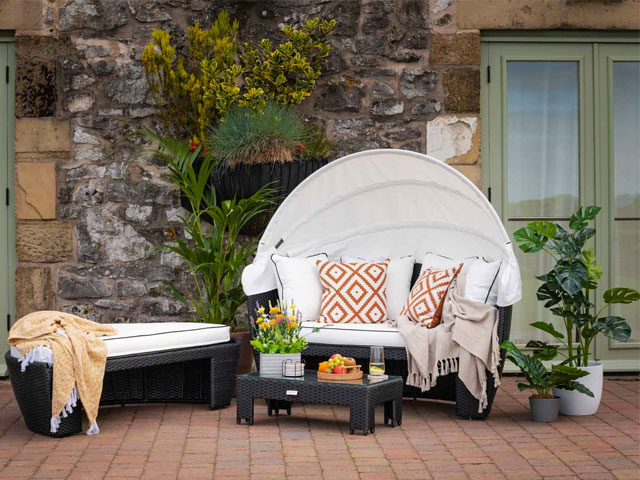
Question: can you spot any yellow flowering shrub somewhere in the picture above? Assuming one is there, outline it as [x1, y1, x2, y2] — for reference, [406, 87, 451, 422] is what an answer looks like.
[141, 11, 336, 141]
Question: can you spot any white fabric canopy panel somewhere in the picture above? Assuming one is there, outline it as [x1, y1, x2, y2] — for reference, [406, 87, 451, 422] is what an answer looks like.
[242, 149, 522, 306]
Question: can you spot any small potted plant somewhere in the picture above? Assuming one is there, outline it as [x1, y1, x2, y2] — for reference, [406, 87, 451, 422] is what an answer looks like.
[514, 206, 639, 415]
[250, 302, 318, 376]
[500, 340, 593, 422]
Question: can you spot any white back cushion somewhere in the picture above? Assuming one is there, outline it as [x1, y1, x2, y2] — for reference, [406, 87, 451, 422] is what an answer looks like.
[420, 252, 480, 275]
[272, 253, 327, 321]
[342, 256, 415, 320]
[465, 260, 502, 305]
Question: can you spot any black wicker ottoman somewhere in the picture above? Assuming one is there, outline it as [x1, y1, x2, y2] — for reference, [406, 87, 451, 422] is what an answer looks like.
[5, 337, 241, 437]
[236, 371, 403, 435]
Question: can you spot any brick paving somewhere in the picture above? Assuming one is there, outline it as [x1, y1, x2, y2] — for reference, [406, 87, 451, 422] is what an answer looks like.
[0, 377, 637, 480]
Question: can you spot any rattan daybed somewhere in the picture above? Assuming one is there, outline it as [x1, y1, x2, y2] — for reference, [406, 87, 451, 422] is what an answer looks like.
[242, 149, 521, 419]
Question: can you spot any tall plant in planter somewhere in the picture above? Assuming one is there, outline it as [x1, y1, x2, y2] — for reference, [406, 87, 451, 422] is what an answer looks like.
[146, 132, 276, 331]
[514, 206, 639, 414]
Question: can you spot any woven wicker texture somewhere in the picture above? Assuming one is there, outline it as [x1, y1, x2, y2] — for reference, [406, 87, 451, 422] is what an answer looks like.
[6, 338, 241, 436]
[246, 262, 513, 419]
[237, 373, 402, 434]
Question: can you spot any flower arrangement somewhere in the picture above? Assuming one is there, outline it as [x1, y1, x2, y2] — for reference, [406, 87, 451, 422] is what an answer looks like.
[250, 302, 318, 354]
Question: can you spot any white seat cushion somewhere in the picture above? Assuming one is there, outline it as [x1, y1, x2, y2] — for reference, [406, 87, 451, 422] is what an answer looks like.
[10, 322, 230, 362]
[101, 322, 230, 357]
[301, 321, 405, 348]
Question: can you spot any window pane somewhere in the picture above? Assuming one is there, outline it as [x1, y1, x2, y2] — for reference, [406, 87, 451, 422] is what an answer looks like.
[612, 61, 640, 345]
[507, 62, 580, 218]
[613, 61, 640, 218]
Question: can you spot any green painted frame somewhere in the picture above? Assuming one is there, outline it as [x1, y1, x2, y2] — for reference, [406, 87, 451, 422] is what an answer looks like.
[481, 33, 640, 371]
[0, 32, 15, 376]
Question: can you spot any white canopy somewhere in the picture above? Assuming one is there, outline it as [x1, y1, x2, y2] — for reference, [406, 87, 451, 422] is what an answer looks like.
[242, 149, 522, 306]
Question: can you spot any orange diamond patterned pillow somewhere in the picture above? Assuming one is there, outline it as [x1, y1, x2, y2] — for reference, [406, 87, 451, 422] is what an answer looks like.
[316, 260, 390, 323]
[400, 264, 463, 328]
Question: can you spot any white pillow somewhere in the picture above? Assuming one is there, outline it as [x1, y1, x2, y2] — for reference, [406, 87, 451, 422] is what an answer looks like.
[341, 256, 415, 320]
[465, 260, 502, 305]
[271, 254, 327, 321]
[420, 252, 480, 275]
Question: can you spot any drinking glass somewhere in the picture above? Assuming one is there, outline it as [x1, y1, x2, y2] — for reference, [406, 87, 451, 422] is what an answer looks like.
[369, 346, 385, 376]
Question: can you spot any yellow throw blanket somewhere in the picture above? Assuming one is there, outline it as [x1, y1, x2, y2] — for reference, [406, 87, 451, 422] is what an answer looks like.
[8, 311, 117, 434]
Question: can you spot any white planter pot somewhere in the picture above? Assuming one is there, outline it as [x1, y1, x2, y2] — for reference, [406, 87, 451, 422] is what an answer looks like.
[259, 353, 301, 377]
[553, 361, 603, 416]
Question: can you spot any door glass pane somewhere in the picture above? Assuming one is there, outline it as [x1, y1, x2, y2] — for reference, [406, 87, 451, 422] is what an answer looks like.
[612, 61, 640, 344]
[507, 62, 580, 218]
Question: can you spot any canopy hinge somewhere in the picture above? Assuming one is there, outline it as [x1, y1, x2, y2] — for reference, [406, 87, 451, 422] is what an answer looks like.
[487, 65, 491, 83]
[5, 188, 8, 206]
[487, 187, 492, 203]
[6, 314, 10, 332]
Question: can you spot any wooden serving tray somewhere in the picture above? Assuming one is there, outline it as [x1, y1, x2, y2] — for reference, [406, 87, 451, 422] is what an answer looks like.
[317, 365, 363, 381]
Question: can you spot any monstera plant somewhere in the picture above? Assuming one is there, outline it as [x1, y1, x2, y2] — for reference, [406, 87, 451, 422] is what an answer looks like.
[514, 206, 639, 415]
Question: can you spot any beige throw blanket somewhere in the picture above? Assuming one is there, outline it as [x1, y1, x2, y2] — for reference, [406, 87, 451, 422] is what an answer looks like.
[395, 276, 501, 412]
[8, 311, 116, 434]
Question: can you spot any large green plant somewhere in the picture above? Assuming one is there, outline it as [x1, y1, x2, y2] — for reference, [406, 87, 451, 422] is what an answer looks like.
[514, 206, 639, 366]
[146, 132, 276, 330]
[142, 11, 336, 141]
[500, 341, 593, 398]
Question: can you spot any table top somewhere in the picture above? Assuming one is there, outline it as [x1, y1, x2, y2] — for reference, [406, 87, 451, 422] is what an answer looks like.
[238, 371, 402, 388]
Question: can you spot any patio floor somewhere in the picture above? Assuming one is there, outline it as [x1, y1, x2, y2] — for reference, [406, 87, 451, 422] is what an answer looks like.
[0, 376, 638, 480]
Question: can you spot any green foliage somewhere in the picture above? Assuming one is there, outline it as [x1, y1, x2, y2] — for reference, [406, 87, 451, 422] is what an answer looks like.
[301, 120, 335, 159]
[500, 341, 593, 398]
[209, 102, 308, 167]
[249, 302, 319, 354]
[514, 206, 639, 366]
[142, 11, 336, 141]
[142, 130, 276, 331]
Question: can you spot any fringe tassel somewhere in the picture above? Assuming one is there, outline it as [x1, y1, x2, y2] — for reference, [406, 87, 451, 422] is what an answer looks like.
[405, 357, 459, 393]
[86, 421, 100, 435]
[50, 415, 61, 434]
[19, 345, 53, 371]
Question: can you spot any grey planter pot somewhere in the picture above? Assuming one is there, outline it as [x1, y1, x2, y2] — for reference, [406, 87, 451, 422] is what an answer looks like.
[529, 396, 560, 423]
[259, 353, 302, 377]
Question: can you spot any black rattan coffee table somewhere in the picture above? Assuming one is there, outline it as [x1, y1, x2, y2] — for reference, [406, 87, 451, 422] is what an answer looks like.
[236, 371, 403, 435]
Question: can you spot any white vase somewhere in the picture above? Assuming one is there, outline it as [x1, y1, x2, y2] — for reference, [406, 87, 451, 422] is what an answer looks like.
[553, 361, 603, 416]
[259, 353, 302, 377]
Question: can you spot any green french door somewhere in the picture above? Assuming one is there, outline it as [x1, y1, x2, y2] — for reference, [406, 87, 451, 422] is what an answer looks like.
[482, 35, 640, 371]
[0, 34, 15, 375]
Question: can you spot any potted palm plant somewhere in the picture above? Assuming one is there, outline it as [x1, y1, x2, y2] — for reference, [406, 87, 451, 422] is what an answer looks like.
[514, 206, 639, 415]
[500, 341, 593, 422]
[144, 131, 276, 383]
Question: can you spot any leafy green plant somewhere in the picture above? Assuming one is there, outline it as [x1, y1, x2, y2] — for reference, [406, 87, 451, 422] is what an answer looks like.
[250, 302, 318, 354]
[301, 120, 335, 159]
[144, 131, 276, 331]
[514, 206, 639, 366]
[142, 11, 336, 141]
[209, 102, 308, 167]
[500, 341, 593, 399]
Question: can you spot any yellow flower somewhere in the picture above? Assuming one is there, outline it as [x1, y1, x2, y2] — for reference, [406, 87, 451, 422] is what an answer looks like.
[269, 306, 281, 314]
[259, 322, 270, 330]
[271, 319, 276, 325]
[288, 315, 296, 321]
[256, 317, 263, 323]
[257, 307, 265, 314]
[290, 305, 296, 311]
[290, 321, 298, 329]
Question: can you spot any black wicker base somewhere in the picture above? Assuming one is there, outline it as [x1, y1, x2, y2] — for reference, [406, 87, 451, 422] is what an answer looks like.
[246, 262, 512, 420]
[5, 337, 241, 437]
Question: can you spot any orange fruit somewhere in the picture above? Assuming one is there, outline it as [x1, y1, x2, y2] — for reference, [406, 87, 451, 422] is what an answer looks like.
[318, 361, 329, 373]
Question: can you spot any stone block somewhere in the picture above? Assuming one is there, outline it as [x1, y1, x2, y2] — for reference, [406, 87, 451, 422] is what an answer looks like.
[0, 0, 44, 30]
[457, 0, 640, 30]
[58, 276, 110, 299]
[15, 118, 71, 153]
[431, 33, 481, 66]
[426, 115, 480, 165]
[444, 68, 480, 113]
[15, 162, 57, 220]
[315, 78, 365, 112]
[15, 267, 54, 318]
[400, 70, 438, 99]
[452, 164, 482, 189]
[16, 221, 73, 263]
[16, 59, 56, 117]
[371, 99, 404, 116]
[397, 0, 429, 28]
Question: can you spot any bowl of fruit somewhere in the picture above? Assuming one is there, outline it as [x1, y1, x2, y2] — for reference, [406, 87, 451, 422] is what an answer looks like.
[317, 354, 363, 381]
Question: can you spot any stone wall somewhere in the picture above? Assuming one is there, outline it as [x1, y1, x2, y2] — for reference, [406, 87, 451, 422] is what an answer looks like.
[6, 0, 638, 323]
